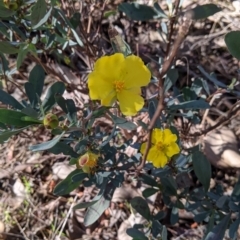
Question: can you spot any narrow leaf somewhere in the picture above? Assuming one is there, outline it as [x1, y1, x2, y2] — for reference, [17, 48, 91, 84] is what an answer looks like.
[205, 214, 231, 240]
[42, 82, 65, 112]
[169, 99, 210, 110]
[0, 128, 27, 143]
[53, 169, 83, 195]
[0, 41, 18, 54]
[74, 201, 98, 210]
[0, 109, 36, 127]
[31, 0, 47, 27]
[29, 64, 45, 98]
[48, 142, 79, 158]
[29, 131, 65, 151]
[192, 151, 211, 192]
[0, 89, 23, 110]
[111, 115, 137, 130]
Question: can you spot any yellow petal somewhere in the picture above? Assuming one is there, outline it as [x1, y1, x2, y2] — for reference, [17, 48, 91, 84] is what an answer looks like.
[147, 146, 168, 168]
[152, 128, 163, 144]
[94, 53, 125, 82]
[163, 129, 177, 144]
[117, 89, 144, 116]
[123, 55, 151, 88]
[165, 142, 180, 158]
[140, 142, 147, 155]
[88, 72, 114, 101]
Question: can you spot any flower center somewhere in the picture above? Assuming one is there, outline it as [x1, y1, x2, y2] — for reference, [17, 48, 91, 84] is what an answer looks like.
[156, 141, 167, 151]
[114, 80, 125, 93]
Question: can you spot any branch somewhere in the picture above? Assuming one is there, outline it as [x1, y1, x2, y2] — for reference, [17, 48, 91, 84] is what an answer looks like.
[137, 11, 193, 172]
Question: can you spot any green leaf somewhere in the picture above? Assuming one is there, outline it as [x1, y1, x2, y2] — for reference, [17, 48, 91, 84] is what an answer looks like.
[29, 131, 65, 151]
[29, 64, 45, 98]
[131, 197, 152, 221]
[70, 12, 81, 29]
[229, 219, 239, 239]
[126, 228, 148, 240]
[148, 98, 161, 128]
[104, 10, 117, 18]
[152, 220, 162, 238]
[197, 65, 227, 88]
[170, 207, 178, 225]
[192, 151, 211, 192]
[118, 3, 160, 21]
[0, 128, 27, 143]
[0, 89, 23, 110]
[33, 7, 52, 29]
[0, 41, 18, 54]
[142, 188, 158, 198]
[71, 28, 84, 47]
[0, 109, 36, 127]
[231, 176, 240, 201]
[48, 142, 79, 158]
[0, 3, 15, 17]
[53, 169, 83, 195]
[140, 173, 159, 187]
[225, 31, 240, 60]
[25, 64, 45, 107]
[84, 195, 111, 226]
[216, 195, 228, 209]
[205, 214, 231, 240]
[164, 68, 179, 92]
[161, 176, 177, 196]
[17, 44, 29, 69]
[183, 87, 198, 101]
[154, 211, 166, 221]
[31, 0, 47, 27]
[161, 226, 168, 240]
[190, 4, 221, 20]
[169, 99, 210, 110]
[74, 200, 98, 210]
[71, 172, 88, 183]
[153, 2, 167, 18]
[42, 82, 65, 112]
[111, 115, 137, 130]
[24, 82, 37, 107]
[194, 211, 209, 222]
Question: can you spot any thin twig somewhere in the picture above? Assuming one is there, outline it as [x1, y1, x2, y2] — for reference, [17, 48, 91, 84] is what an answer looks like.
[13, 216, 30, 240]
[137, 9, 193, 171]
[191, 102, 240, 137]
[55, 194, 79, 239]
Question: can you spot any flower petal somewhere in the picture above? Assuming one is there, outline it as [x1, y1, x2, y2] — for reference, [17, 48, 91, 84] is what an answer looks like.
[165, 142, 180, 158]
[152, 128, 163, 144]
[117, 89, 144, 116]
[163, 129, 177, 144]
[140, 142, 147, 155]
[94, 53, 125, 82]
[123, 55, 151, 88]
[88, 72, 115, 102]
[147, 146, 168, 168]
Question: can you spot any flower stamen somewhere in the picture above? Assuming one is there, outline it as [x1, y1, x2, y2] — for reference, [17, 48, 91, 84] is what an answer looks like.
[114, 80, 125, 93]
[156, 141, 166, 151]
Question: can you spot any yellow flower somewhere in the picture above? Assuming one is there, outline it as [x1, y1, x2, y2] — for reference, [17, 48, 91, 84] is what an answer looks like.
[88, 53, 151, 116]
[76, 152, 98, 173]
[140, 129, 180, 168]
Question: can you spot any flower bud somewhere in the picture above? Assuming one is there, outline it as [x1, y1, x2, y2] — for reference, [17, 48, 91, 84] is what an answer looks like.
[43, 113, 59, 129]
[76, 152, 98, 173]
